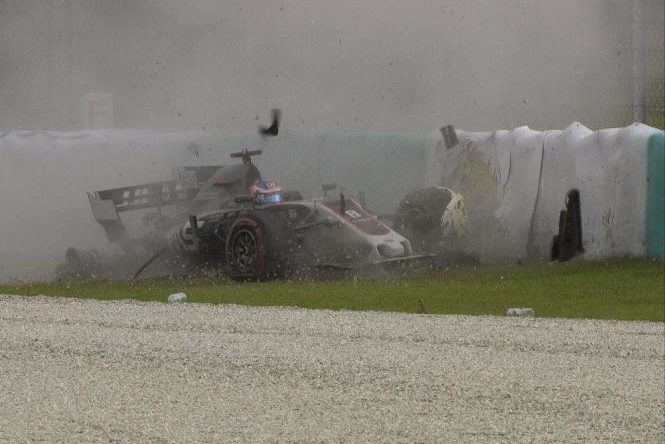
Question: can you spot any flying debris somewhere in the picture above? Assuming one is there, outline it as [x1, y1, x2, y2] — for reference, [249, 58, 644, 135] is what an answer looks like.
[440, 124, 459, 149]
[258, 108, 281, 137]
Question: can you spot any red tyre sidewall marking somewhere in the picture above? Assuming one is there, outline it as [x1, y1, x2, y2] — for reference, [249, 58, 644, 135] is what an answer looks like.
[226, 216, 267, 278]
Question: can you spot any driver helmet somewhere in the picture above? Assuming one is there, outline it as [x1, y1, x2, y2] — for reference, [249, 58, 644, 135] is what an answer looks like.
[250, 179, 284, 204]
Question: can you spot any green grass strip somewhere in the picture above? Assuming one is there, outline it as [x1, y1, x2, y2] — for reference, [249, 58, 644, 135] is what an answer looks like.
[2, 259, 663, 322]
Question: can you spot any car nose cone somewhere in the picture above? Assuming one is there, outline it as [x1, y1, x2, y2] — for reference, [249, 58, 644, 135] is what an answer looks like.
[378, 240, 405, 258]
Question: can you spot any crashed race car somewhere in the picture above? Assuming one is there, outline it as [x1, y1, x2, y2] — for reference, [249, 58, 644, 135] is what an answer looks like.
[58, 148, 441, 281]
[171, 151, 430, 280]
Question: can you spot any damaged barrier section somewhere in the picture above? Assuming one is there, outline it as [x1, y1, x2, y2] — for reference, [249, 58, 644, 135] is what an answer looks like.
[427, 122, 664, 261]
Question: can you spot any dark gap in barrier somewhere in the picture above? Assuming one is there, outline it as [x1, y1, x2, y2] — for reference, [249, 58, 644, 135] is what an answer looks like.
[551, 189, 584, 261]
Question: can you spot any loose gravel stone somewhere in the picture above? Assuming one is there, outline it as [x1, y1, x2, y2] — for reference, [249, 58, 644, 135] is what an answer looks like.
[0, 295, 663, 443]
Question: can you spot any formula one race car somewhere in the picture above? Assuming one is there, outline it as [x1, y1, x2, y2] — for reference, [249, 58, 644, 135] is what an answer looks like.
[58, 148, 426, 281]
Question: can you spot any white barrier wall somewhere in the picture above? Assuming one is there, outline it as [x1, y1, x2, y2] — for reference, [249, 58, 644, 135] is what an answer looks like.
[532, 124, 649, 258]
[427, 122, 662, 262]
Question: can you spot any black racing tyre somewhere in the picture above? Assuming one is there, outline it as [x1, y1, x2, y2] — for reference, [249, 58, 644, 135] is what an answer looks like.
[396, 187, 453, 231]
[225, 211, 294, 281]
[55, 247, 104, 281]
[395, 187, 453, 253]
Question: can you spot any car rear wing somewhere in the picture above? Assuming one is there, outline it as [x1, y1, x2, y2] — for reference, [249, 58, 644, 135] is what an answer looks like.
[88, 166, 223, 243]
[89, 181, 186, 214]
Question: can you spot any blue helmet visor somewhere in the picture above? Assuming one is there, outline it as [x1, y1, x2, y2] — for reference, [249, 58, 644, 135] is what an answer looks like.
[263, 193, 284, 203]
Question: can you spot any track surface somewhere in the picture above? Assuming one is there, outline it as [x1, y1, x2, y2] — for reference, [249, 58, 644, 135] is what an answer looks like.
[1, 295, 663, 443]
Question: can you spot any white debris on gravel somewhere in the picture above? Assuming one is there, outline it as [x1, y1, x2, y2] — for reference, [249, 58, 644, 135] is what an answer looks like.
[506, 307, 535, 317]
[0, 294, 663, 443]
[168, 292, 187, 303]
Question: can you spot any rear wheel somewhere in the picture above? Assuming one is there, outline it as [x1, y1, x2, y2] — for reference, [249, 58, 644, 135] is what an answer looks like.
[225, 212, 294, 280]
[229, 228, 259, 273]
[226, 216, 267, 280]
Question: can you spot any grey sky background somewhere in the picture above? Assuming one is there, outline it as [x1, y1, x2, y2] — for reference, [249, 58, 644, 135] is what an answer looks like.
[2, 0, 660, 133]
